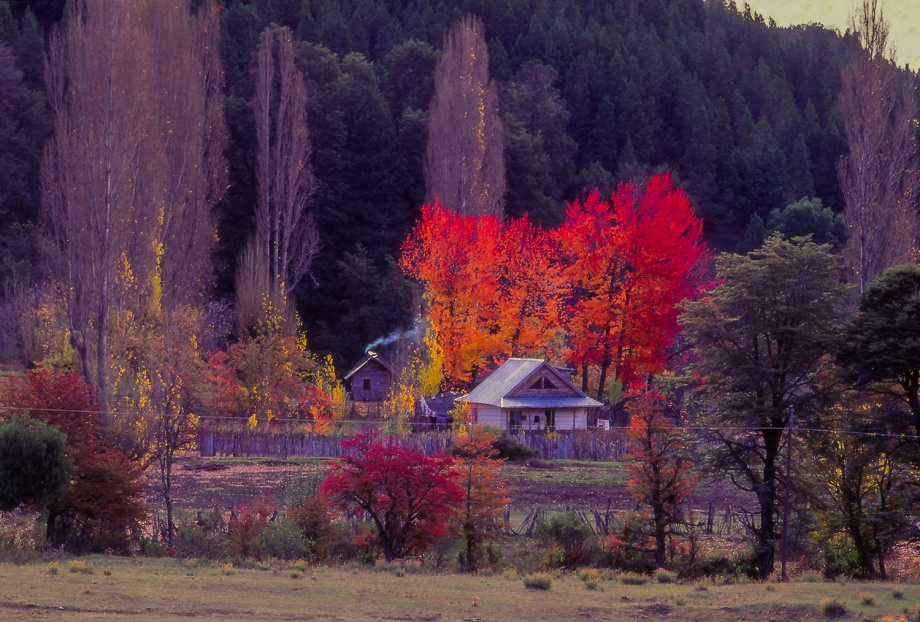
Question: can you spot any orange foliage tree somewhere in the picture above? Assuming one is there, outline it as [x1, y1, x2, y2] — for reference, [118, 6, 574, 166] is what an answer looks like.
[400, 201, 502, 388]
[451, 428, 510, 571]
[624, 389, 699, 569]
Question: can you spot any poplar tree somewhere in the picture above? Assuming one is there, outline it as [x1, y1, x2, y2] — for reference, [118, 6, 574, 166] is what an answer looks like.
[426, 14, 505, 217]
[837, 0, 919, 293]
[239, 25, 318, 335]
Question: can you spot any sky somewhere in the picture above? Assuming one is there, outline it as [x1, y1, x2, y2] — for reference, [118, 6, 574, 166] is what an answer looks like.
[744, 0, 920, 69]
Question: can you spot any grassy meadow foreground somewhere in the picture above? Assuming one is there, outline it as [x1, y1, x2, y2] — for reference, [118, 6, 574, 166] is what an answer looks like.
[1, 556, 919, 622]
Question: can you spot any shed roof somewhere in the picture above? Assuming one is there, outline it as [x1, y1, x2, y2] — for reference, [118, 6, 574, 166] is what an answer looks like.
[343, 352, 394, 380]
[456, 358, 602, 409]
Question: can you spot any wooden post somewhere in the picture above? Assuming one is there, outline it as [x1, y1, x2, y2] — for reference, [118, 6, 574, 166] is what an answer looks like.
[781, 405, 794, 581]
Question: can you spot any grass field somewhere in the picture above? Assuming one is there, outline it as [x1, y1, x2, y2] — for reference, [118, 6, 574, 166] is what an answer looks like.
[0, 556, 917, 621]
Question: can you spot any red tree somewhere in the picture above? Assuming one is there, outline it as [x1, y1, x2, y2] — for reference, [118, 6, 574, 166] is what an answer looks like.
[556, 173, 707, 399]
[321, 433, 463, 562]
[624, 389, 699, 569]
[1, 370, 146, 551]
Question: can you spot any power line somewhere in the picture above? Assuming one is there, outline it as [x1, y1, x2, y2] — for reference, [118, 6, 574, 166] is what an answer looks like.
[1, 403, 917, 439]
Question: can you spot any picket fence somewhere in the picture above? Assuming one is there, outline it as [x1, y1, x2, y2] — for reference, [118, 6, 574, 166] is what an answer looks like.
[199, 429, 626, 461]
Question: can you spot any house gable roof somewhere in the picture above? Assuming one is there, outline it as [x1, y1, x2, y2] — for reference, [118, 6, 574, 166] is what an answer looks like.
[456, 358, 602, 409]
[343, 353, 394, 380]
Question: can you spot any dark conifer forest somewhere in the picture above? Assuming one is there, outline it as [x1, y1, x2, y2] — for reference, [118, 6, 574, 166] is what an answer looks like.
[0, 0, 910, 369]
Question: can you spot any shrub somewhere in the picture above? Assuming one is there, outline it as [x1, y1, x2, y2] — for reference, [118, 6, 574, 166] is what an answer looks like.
[578, 568, 602, 582]
[619, 572, 649, 585]
[175, 510, 229, 560]
[798, 571, 823, 583]
[489, 433, 538, 462]
[819, 597, 848, 619]
[523, 573, 552, 590]
[892, 590, 905, 600]
[535, 511, 597, 569]
[285, 493, 341, 561]
[0, 416, 73, 511]
[254, 521, 312, 561]
[67, 560, 93, 574]
[228, 498, 275, 559]
[859, 592, 876, 606]
[655, 570, 677, 584]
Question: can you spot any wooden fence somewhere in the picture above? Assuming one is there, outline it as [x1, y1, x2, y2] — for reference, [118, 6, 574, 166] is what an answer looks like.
[199, 429, 626, 461]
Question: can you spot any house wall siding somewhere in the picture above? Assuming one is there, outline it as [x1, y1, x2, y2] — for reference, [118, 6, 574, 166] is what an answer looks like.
[469, 404, 588, 432]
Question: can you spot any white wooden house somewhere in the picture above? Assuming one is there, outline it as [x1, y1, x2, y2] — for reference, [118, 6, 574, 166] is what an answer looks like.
[455, 358, 602, 433]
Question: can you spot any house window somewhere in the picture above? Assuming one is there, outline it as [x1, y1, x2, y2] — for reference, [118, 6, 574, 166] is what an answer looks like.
[545, 410, 555, 432]
[363, 378, 372, 391]
[510, 410, 523, 434]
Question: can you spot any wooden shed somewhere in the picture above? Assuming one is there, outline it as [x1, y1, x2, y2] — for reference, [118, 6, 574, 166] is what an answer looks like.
[343, 352, 394, 402]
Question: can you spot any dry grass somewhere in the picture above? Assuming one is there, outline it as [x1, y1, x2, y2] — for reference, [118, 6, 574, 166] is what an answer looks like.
[1, 557, 920, 621]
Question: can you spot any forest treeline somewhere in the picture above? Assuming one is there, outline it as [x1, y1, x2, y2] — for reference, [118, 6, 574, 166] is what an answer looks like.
[2, 0, 911, 369]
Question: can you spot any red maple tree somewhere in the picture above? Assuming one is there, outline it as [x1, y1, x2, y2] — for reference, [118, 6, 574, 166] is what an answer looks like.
[556, 173, 707, 399]
[321, 433, 464, 562]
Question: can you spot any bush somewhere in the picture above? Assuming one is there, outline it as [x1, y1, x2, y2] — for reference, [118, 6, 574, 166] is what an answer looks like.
[619, 572, 649, 585]
[859, 592, 876, 606]
[489, 434, 538, 462]
[523, 572, 552, 590]
[655, 570, 677, 584]
[535, 512, 597, 569]
[0, 416, 73, 512]
[174, 510, 228, 560]
[286, 494, 341, 561]
[819, 597, 847, 619]
[797, 571, 823, 583]
[254, 521, 312, 561]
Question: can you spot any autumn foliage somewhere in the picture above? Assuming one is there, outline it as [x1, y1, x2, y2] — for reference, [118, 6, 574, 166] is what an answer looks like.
[321, 433, 463, 562]
[451, 429, 510, 571]
[402, 172, 707, 394]
[623, 389, 699, 568]
[1, 370, 147, 552]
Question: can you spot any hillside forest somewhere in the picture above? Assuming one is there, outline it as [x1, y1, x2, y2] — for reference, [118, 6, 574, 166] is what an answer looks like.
[0, 0, 919, 584]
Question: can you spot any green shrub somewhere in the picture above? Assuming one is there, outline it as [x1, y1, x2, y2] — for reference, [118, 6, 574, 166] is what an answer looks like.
[254, 521, 312, 561]
[489, 434, 538, 462]
[0, 416, 73, 512]
[655, 570, 677, 584]
[892, 589, 905, 600]
[797, 571, 823, 583]
[535, 512, 597, 569]
[523, 573, 552, 590]
[174, 509, 228, 560]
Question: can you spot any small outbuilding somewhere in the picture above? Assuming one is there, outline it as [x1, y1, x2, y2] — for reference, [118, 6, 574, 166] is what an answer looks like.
[455, 358, 602, 433]
[343, 351, 394, 402]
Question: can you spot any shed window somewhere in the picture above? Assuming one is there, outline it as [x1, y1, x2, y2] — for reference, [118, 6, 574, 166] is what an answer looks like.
[545, 410, 555, 432]
[363, 378, 371, 391]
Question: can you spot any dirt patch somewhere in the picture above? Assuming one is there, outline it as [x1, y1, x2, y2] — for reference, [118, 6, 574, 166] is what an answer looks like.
[153, 454, 753, 522]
